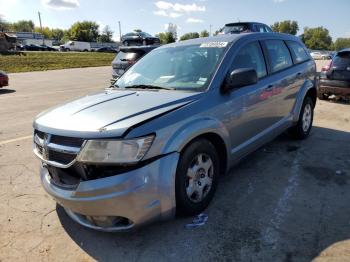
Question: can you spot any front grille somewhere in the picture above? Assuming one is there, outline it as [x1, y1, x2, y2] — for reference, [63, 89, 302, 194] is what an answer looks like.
[34, 130, 83, 167]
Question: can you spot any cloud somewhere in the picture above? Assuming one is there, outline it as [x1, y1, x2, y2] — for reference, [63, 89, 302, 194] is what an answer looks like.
[154, 1, 205, 18]
[154, 10, 183, 17]
[155, 1, 206, 12]
[186, 18, 204, 23]
[42, 0, 79, 10]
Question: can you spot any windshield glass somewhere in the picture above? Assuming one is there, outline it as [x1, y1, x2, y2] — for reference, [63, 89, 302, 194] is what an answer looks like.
[222, 24, 248, 34]
[114, 43, 228, 91]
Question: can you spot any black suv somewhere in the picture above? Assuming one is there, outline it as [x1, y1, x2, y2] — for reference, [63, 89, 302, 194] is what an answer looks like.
[121, 32, 160, 46]
[111, 46, 158, 80]
[219, 22, 272, 34]
[318, 48, 350, 99]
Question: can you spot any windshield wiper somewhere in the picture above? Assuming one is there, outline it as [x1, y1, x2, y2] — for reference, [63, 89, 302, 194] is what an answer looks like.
[124, 84, 175, 90]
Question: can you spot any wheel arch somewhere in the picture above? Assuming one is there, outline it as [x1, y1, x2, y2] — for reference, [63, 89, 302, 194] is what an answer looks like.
[292, 80, 317, 122]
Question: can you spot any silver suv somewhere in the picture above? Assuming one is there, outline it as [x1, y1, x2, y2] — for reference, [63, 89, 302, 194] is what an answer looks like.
[33, 33, 317, 231]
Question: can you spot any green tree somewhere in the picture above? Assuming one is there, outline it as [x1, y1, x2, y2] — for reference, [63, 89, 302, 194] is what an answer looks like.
[271, 20, 299, 35]
[51, 28, 66, 43]
[200, 30, 209, 38]
[134, 29, 142, 33]
[0, 15, 10, 31]
[69, 21, 99, 42]
[180, 32, 199, 41]
[156, 32, 175, 44]
[98, 25, 113, 42]
[11, 20, 35, 32]
[34, 26, 53, 39]
[333, 38, 350, 51]
[301, 27, 333, 50]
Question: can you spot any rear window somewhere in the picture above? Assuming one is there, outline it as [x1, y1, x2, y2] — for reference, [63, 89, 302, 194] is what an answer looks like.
[265, 40, 293, 73]
[221, 24, 249, 34]
[286, 41, 310, 64]
[116, 51, 143, 61]
[333, 52, 350, 66]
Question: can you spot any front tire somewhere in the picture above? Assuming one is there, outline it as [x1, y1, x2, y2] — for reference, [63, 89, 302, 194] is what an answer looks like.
[288, 96, 314, 139]
[175, 139, 220, 216]
[123, 41, 129, 46]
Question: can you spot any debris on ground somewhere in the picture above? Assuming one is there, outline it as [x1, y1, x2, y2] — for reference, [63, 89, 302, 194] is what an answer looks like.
[185, 213, 208, 229]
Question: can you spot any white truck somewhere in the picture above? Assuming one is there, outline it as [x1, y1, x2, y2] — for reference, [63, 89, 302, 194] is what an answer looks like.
[60, 41, 91, 52]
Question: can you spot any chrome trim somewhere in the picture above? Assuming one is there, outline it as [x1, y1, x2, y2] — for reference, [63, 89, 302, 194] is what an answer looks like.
[47, 143, 81, 154]
[33, 147, 77, 168]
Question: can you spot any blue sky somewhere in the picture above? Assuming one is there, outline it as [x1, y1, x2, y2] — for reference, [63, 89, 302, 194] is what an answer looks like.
[1, 0, 349, 40]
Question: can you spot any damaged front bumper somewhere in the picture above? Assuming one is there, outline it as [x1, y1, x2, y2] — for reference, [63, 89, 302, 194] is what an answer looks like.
[40, 152, 179, 232]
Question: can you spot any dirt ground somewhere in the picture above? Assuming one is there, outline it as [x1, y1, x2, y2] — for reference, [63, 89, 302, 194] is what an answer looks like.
[1, 61, 350, 262]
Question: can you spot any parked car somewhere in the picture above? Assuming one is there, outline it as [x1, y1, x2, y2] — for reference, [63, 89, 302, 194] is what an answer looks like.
[218, 22, 272, 34]
[22, 44, 45, 51]
[40, 45, 58, 51]
[111, 46, 157, 80]
[318, 48, 350, 99]
[310, 51, 332, 60]
[121, 32, 160, 46]
[60, 41, 91, 52]
[0, 71, 8, 88]
[96, 46, 118, 53]
[33, 32, 317, 231]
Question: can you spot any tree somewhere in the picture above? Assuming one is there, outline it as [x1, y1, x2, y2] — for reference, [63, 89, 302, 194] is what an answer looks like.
[180, 32, 199, 41]
[333, 38, 350, 51]
[69, 21, 99, 42]
[200, 30, 209, 38]
[271, 20, 299, 35]
[0, 15, 10, 32]
[301, 27, 333, 50]
[134, 29, 142, 33]
[156, 32, 175, 44]
[34, 26, 53, 39]
[11, 20, 35, 32]
[98, 25, 113, 42]
[51, 28, 66, 43]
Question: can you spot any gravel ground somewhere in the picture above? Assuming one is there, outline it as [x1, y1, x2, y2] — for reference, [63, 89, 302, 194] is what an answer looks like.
[1, 61, 350, 262]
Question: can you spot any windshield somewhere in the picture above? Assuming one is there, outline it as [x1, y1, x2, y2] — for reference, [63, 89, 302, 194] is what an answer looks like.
[114, 43, 228, 91]
[140, 32, 152, 37]
[222, 24, 248, 34]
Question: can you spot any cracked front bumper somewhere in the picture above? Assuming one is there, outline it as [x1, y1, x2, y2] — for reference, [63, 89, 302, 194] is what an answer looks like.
[40, 152, 180, 232]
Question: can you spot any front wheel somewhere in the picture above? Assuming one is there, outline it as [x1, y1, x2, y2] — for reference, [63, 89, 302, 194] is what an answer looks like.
[288, 96, 314, 139]
[175, 139, 220, 216]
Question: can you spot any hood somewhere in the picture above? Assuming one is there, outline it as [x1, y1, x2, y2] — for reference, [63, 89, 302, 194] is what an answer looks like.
[34, 89, 199, 138]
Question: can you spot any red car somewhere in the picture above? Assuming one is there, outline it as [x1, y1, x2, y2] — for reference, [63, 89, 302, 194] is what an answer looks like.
[0, 71, 8, 88]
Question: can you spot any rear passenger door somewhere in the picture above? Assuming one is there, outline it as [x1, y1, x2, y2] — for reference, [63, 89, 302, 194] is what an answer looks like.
[261, 39, 297, 120]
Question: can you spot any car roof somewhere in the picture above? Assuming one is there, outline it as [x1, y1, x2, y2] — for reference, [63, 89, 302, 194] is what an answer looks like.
[159, 32, 302, 49]
[338, 48, 350, 53]
[225, 22, 266, 26]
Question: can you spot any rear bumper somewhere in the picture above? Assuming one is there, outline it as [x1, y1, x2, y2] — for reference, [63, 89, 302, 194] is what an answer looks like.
[41, 152, 180, 232]
[318, 79, 350, 95]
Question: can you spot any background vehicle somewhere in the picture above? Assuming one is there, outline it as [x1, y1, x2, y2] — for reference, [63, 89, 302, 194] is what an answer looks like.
[22, 44, 44, 51]
[121, 32, 160, 46]
[40, 45, 58, 51]
[0, 71, 9, 88]
[310, 51, 332, 60]
[96, 46, 118, 53]
[111, 46, 157, 80]
[218, 22, 272, 34]
[33, 33, 316, 231]
[60, 41, 91, 52]
[318, 48, 350, 99]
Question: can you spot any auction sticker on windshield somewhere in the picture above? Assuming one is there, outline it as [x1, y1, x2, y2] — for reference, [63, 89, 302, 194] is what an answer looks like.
[200, 42, 228, 48]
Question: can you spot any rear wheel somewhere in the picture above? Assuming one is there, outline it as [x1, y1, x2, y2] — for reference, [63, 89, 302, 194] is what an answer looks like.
[123, 41, 129, 46]
[175, 139, 220, 216]
[288, 96, 314, 139]
[142, 40, 147, 46]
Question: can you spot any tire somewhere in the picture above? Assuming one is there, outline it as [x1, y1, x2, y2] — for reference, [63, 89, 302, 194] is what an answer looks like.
[142, 40, 147, 46]
[175, 139, 220, 216]
[288, 96, 314, 139]
[123, 41, 129, 46]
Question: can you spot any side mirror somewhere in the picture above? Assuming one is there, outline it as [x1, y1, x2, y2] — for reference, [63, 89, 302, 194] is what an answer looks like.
[222, 68, 258, 92]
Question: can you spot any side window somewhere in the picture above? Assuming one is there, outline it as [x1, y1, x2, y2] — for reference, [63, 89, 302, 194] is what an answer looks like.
[264, 26, 272, 32]
[231, 42, 267, 78]
[286, 41, 310, 64]
[257, 25, 265, 33]
[265, 40, 293, 73]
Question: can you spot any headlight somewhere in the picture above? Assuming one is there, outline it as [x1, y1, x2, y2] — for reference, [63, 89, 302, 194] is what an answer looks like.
[77, 135, 154, 164]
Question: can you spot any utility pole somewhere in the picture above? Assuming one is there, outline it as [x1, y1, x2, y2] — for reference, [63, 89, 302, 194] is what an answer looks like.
[38, 11, 44, 45]
[118, 21, 122, 42]
[209, 24, 212, 36]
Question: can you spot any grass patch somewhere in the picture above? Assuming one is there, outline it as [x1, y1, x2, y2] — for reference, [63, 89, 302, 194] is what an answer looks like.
[0, 51, 115, 73]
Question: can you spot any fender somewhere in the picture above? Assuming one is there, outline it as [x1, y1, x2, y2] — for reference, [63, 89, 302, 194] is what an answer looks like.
[291, 78, 316, 123]
[161, 117, 231, 168]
